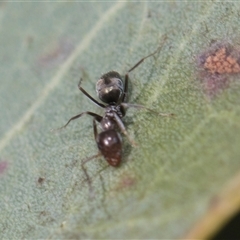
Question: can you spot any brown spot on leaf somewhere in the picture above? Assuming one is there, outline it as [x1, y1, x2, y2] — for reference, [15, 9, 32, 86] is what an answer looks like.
[38, 38, 74, 69]
[114, 173, 137, 191]
[0, 161, 8, 175]
[197, 42, 240, 98]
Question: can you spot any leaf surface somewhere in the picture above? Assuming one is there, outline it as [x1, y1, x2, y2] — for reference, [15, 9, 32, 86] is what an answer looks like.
[1, 2, 240, 239]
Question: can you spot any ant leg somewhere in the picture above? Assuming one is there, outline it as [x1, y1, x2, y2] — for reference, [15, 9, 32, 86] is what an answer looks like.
[121, 103, 174, 117]
[78, 78, 105, 108]
[93, 118, 98, 141]
[126, 35, 167, 74]
[52, 111, 102, 132]
[122, 35, 167, 103]
[81, 119, 102, 198]
[81, 153, 100, 199]
[121, 73, 129, 103]
[113, 112, 137, 147]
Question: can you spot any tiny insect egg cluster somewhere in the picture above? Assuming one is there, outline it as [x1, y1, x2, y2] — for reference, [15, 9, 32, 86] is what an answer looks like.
[204, 47, 240, 74]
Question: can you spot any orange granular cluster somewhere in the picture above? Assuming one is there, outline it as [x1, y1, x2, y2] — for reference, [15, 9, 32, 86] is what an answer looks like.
[204, 47, 240, 74]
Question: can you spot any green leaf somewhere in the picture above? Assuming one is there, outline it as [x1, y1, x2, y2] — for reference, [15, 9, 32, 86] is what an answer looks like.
[1, 2, 240, 239]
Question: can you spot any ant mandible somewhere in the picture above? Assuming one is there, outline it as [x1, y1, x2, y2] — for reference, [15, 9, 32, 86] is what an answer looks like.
[57, 39, 172, 167]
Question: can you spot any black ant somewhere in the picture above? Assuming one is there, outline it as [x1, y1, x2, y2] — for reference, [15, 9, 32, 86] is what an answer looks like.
[56, 40, 172, 168]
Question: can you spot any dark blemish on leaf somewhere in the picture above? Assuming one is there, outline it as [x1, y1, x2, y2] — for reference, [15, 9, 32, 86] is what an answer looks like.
[37, 177, 45, 184]
[147, 10, 151, 18]
[197, 42, 240, 98]
[38, 210, 55, 226]
[60, 221, 66, 228]
[27, 204, 31, 211]
[0, 161, 8, 175]
[38, 38, 74, 69]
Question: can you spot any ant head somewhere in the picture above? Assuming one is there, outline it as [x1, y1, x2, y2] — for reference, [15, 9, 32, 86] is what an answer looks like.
[96, 71, 124, 104]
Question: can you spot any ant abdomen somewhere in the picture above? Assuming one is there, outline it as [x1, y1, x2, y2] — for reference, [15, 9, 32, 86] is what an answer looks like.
[96, 71, 124, 104]
[96, 129, 122, 167]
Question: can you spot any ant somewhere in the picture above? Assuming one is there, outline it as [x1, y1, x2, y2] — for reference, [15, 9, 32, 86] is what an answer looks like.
[56, 39, 172, 168]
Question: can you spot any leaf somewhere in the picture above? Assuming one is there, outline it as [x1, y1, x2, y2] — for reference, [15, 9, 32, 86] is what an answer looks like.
[1, 2, 240, 239]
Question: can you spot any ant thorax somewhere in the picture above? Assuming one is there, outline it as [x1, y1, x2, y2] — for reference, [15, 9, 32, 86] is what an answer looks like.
[100, 105, 125, 131]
